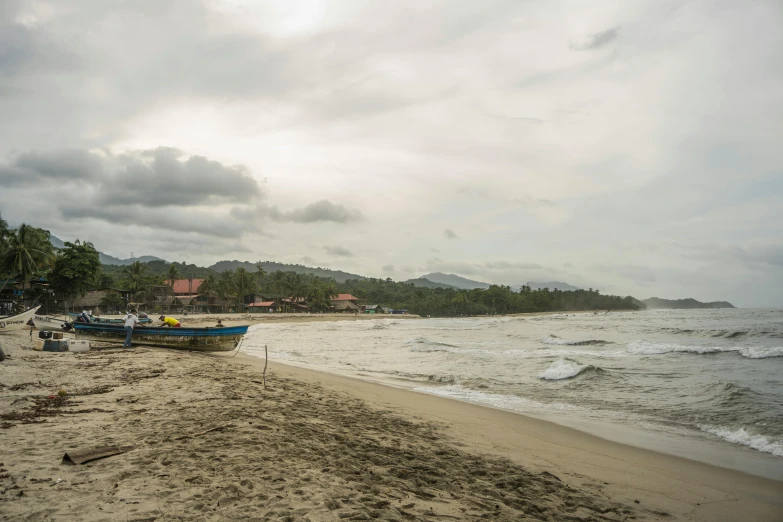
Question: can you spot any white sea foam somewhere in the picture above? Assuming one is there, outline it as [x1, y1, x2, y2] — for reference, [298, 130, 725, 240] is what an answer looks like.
[414, 385, 579, 414]
[700, 425, 783, 457]
[736, 346, 783, 359]
[539, 359, 591, 380]
[542, 336, 607, 346]
[627, 341, 783, 359]
[542, 336, 574, 345]
[627, 341, 723, 355]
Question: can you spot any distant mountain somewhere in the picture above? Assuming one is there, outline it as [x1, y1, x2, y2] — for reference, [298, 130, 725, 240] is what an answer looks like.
[99, 253, 165, 266]
[208, 260, 366, 283]
[643, 297, 735, 309]
[50, 235, 164, 265]
[404, 277, 458, 290]
[525, 281, 581, 292]
[419, 272, 490, 290]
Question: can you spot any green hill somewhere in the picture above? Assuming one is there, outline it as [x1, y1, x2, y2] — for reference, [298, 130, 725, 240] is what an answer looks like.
[208, 260, 366, 283]
[643, 297, 735, 309]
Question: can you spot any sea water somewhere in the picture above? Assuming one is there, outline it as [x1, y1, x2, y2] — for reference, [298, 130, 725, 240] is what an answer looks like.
[242, 309, 783, 480]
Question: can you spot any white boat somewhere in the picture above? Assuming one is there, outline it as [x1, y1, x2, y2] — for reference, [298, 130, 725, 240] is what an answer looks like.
[33, 314, 73, 332]
[0, 306, 42, 333]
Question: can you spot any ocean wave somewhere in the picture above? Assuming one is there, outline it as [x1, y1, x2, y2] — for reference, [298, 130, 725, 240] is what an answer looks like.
[414, 385, 579, 413]
[627, 341, 783, 359]
[736, 346, 783, 359]
[662, 327, 783, 339]
[406, 337, 490, 355]
[542, 335, 608, 346]
[539, 359, 595, 380]
[627, 341, 722, 355]
[700, 425, 783, 457]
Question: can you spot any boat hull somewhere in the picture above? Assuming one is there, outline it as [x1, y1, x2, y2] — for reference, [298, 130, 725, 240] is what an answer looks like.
[67, 313, 152, 324]
[0, 306, 42, 333]
[73, 323, 248, 352]
[33, 315, 73, 332]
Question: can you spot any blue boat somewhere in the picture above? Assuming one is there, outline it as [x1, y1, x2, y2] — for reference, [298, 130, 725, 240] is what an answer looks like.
[73, 322, 249, 352]
[67, 312, 153, 324]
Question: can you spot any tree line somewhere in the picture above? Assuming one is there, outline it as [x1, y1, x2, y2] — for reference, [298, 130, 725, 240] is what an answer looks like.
[1, 212, 642, 315]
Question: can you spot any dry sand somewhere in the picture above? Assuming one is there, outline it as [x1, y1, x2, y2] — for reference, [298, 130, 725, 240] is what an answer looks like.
[0, 326, 781, 521]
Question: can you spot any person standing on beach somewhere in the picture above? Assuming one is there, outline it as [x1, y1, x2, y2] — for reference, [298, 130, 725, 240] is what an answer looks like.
[123, 309, 141, 348]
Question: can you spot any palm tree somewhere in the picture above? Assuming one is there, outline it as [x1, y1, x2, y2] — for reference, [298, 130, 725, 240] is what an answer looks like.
[0, 212, 9, 247]
[166, 263, 180, 290]
[122, 261, 147, 293]
[199, 273, 218, 312]
[233, 267, 257, 309]
[0, 223, 56, 294]
[216, 270, 236, 311]
[255, 263, 266, 287]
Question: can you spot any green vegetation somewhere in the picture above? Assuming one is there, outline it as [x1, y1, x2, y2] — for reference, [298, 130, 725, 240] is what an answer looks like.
[48, 241, 102, 306]
[0, 222, 56, 293]
[340, 280, 641, 316]
[0, 212, 644, 315]
[643, 297, 735, 309]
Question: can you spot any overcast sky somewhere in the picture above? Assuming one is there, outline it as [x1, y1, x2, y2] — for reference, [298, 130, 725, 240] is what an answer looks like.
[1, 0, 781, 306]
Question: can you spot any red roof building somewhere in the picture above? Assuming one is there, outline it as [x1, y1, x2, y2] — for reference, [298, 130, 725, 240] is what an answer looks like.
[167, 279, 204, 295]
[332, 294, 359, 302]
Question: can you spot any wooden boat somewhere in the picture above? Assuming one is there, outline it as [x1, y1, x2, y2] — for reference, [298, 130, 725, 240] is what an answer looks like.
[0, 306, 42, 333]
[33, 314, 74, 332]
[67, 312, 152, 324]
[72, 322, 249, 352]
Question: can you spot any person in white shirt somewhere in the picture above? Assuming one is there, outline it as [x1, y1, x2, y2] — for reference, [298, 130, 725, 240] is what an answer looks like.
[123, 309, 141, 348]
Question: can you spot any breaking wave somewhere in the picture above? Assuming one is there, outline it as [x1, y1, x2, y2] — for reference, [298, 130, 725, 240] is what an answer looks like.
[542, 335, 608, 346]
[662, 328, 783, 340]
[700, 425, 783, 457]
[538, 359, 597, 380]
[627, 341, 783, 359]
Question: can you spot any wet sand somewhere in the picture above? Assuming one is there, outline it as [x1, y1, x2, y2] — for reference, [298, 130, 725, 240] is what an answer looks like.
[0, 328, 780, 521]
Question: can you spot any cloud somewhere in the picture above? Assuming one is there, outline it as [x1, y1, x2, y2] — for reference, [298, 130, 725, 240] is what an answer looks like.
[271, 200, 364, 224]
[1, 147, 262, 206]
[443, 228, 459, 240]
[485, 261, 543, 270]
[593, 264, 657, 284]
[59, 202, 251, 238]
[382, 264, 395, 273]
[323, 245, 353, 257]
[570, 27, 620, 51]
[300, 256, 318, 265]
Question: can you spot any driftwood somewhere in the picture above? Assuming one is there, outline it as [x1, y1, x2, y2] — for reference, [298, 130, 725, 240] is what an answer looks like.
[62, 445, 133, 465]
[263, 344, 268, 388]
[172, 423, 235, 441]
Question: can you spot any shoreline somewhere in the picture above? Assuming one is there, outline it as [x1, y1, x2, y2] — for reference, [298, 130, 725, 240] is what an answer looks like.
[0, 330, 781, 520]
[238, 350, 783, 482]
[237, 354, 783, 521]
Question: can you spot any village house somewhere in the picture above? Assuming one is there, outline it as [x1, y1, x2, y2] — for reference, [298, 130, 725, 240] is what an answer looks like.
[331, 293, 361, 312]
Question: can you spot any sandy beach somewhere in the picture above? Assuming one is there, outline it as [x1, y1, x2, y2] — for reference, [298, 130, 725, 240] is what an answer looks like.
[1, 324, 781, 521]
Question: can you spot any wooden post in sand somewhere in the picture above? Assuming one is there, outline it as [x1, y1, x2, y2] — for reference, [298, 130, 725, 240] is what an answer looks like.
[263, 345, 268, 388]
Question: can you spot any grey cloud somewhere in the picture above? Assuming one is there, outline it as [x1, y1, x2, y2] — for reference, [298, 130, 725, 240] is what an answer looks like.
[570, 27, 620, 52]
[443, 228, 459, 240]
[59, 202, 251, 238]
[0, 147, 263, 207]
[324, 246, 353, 257]
[485, 261, 543, 270]
[300, 256, 318, 265]
[0, 149, 104, 185]
[271, 200, 364, 224]
[676, 242, 783, 268]
[593, 264, 656, 284]
[382, 264, 395, 273]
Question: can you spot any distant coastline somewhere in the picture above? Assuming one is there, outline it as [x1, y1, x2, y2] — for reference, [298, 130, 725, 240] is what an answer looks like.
[643, 297, 735, 309]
